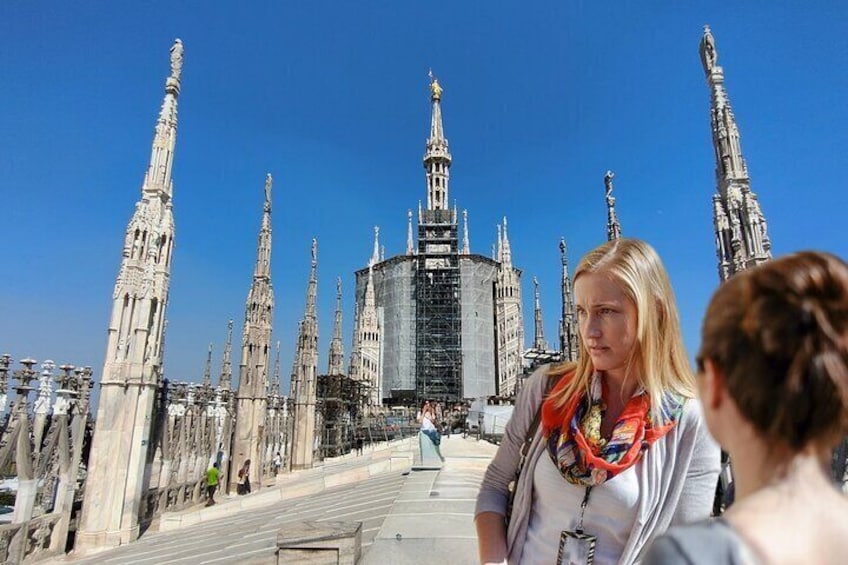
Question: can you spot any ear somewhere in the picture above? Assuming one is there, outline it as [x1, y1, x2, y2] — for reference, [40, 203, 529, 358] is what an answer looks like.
[702, 358, 726, 411]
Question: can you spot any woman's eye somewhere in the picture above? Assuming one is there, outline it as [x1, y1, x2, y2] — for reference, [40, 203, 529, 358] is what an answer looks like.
[599, 308, 615, 315]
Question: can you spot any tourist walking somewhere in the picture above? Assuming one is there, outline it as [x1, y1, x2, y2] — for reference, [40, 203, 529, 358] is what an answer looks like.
[645, 251, 848, 564]
[272, 452, 282, 475]
[237, 459, 251, 495]
[475, 238, 720, 564]
[418, 400, 445, 461]
[205, 462, 219, 506]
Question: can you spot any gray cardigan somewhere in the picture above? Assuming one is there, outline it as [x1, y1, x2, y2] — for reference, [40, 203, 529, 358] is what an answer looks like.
[475, 367, 721, 564]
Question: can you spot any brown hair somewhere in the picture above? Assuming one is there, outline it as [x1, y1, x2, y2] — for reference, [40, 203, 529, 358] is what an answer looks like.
[548, 238, 695, 423]
[699, 251, 848, 450]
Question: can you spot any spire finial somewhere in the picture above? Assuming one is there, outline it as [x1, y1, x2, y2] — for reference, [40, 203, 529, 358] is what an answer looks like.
[169, 39, 184, 81]
[311, 237, 318, 269]
[428, 69, 443, 101]
[264, 173, 272, 211]
[700, 25, 718, 75]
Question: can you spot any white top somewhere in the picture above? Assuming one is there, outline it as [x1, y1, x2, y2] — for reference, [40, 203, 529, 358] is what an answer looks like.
[521, 453, 640, 565]
[420, 411, 437, 432]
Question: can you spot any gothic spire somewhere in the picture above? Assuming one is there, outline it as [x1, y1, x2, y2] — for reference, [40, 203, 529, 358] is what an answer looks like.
[533, 277, 547, 351]
[559, 238, 578, 362]
[424, 71, 452, 211]
[462, 210, 470, 254]
[700, 25, 771, 281]
[218, 320, 233, 389]
[327, 277, 345, 375]
[604, 170, 622, 241]
[202, 343, 212, 387]
[406, 210, 414, 255]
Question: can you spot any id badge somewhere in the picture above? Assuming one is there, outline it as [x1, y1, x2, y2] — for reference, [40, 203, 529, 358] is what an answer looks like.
[556, 529, 597, 565]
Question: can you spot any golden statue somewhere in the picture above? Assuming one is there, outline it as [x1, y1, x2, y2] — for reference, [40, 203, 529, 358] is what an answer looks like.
[428, 69, 443, 100]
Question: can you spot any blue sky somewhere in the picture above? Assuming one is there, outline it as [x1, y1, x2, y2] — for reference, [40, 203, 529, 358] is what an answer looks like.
[1, 2, 846, 399]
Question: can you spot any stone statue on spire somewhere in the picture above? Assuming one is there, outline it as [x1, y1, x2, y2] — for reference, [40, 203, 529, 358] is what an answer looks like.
[700, 25, 717, 75]
[264, 173, 272, 207]
[170, 39, 184, 80]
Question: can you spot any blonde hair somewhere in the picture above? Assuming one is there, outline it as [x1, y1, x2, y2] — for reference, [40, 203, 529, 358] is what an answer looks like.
[548, 238, 695, 423]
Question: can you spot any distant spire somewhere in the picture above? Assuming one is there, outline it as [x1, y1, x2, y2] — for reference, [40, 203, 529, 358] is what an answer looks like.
[559, 238, 578, 362]
[218, 320, 233, 389]
[501, 217, 513, 268]
[348, 305, 361, 381]
[380, 245, 385, 262]
[533, 277, 547, 350]
[462, 210, 470, 254]
[406, 210, 415, 255]
[604, 170, 622, 241]
[700, 25, 771, 281]
[327, 277, 345, 375]
[272, 340, 281, 395]
[424, 71, 452, 211]
[496, 224, 503, 263]
[202, 343, 213, 387]
[371, 226, 380, 266]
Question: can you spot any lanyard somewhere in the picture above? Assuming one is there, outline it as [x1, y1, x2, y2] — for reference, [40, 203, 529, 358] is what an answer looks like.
[576, 486, 593, 533]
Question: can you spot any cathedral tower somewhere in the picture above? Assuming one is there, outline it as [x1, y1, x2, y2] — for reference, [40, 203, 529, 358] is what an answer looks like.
[77, 39, 183, 549]
[231, 174, 275, 492]
[700, 25, 771, 281]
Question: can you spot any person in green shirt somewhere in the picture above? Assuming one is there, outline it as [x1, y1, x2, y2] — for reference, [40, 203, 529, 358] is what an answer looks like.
[205, 462, 220, 506]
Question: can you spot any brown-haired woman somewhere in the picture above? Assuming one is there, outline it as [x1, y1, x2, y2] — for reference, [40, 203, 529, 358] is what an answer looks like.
[475, 238, 720, 564]
[645, 251, 848, 564]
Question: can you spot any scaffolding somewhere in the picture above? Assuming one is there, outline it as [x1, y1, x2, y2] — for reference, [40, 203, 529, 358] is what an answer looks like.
[316, 373, 365, 458]
[416, 208, 462, 403]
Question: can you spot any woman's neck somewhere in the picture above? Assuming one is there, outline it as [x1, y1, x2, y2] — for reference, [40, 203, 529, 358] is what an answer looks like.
[602, 369, 640, 411]
[729, 439, 833, 501]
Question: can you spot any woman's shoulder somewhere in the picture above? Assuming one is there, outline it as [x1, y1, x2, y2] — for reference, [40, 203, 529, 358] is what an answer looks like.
[643, 519, 749, 565]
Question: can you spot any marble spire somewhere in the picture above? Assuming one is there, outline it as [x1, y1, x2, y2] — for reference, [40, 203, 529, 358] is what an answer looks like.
[559, 238, 578, 362]
[406, 210, 415, 255]
[462, 210, 470, 254]
[218, 319, 233, 390]
[290, 239, 319, 470]
[231, 174, 275, 492]
[327, 277, 345, 375]
[202, 343, 213, 388]
[533, 277, 547, 351]
[700, 25, 771, 281]
[604, 170, 622, 241]
[78, 38, 184, 550]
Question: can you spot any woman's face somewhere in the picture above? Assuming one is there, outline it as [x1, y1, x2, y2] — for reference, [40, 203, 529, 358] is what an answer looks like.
[574, 272, 639, 379]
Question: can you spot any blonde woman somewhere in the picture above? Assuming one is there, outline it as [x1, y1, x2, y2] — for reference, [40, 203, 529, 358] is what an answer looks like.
[475, 239, 720, 564]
